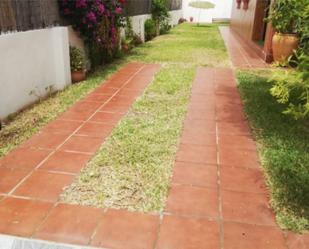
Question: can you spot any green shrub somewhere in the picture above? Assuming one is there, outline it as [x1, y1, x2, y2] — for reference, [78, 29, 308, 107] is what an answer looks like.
[269, 53, 309, 119]
[267, 0, 309, 56]
[151, 0, 169, 36]
[160, 19, 171, 35]
[69, 46, 85, 72]
[144, 18, 156, 41]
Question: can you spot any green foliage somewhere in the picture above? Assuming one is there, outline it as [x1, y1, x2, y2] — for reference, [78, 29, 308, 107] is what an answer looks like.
[151, 0, 170, 35]
[160, 19, 171, 35]
[144, 18, 156, 41]
[237, 70, 309, 231]
[267, 0, 305, 34]
[189, 1, 215, 9]
[296, 3, 309, 55]
[69, 46, 85, 72]
[269, 53, 309, 120]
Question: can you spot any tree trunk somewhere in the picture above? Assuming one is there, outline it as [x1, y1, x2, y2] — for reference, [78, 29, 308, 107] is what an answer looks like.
[156, 19, 160, 36]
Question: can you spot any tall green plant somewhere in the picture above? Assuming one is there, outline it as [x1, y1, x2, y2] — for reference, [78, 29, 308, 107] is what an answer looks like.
[267, 0, 304, 34]
[269, 53, 309, 120]
[151, 0, 169, 36]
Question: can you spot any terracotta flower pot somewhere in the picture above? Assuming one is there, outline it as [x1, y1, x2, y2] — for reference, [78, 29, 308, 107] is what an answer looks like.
[71, 70, 86, 83]
[272, 33, 299, 62]
[242, 0, 249, 10]
[236, 0, 241, 9]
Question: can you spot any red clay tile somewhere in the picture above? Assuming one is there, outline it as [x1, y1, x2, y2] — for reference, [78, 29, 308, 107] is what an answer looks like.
[59, 135, 103, 154]
[93, 86, 119, 95]
[83, 93, 113, 103]
[0, 148, 50, 170]
[221, 190, 276, 226]
[0, 197, 52, 237]
[0, 167, 29, 194]
[176, 143, 217, 165]
[109, 94, 137, 105]
[285, 232, 309, 249]
[172, 163, 218, 188]
[219, 147, 260, 168]
[181, 129, 216, 146]
[76, 122, 114, 138]
[138, 64, 160, 77]
[39, 151, 92, 174]
[157, 215, 220, 249]
[216, 106, 246, 123]
[42, 119, 82, 134]
[89, 111, 124, 124]
[91, 209, 159, 249]
[117, 88, 143, 96]
[69, 101, 102, 113]
[183, 118, 216, 132]
[13, 171, 74, 202]
[100, 102, 130, 114]
[186, 108, 216, 120]
[58, 110, 94, 121]
[218, 134, 256, 150]
[217, 121, 251, 135]
[21, 132, 70, 150]
[221, 166, 267, 194]
[224, 222, 287, 249]
[35, 203, 103, 245]
[165, 184, 219, 217]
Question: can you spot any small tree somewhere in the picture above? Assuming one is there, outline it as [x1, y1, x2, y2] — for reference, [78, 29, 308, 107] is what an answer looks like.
[151, 0, 169, 36]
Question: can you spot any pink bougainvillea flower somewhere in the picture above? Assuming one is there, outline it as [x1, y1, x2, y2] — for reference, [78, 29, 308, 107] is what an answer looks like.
[115, 7, 122, 14]
[97, 4, 105, 14]
[76, 0, 87, 8]
[86, 11, 97, 22]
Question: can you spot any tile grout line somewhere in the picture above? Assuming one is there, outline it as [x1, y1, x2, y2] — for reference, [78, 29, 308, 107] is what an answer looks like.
[6, 64, 147, 198]
[214, 68, 225, 249]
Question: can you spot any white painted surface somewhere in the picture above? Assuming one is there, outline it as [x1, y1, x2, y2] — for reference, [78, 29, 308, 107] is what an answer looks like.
[183, 0, 232, 23]
[0, 27, 71, 119]
[130, 9, 183, 42]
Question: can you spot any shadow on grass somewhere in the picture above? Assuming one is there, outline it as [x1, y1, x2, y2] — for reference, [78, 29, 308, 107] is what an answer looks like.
[237, 71, 309, 231]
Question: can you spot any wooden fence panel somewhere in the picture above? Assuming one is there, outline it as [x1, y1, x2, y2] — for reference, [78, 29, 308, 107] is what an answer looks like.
[0, 0, 60, 33]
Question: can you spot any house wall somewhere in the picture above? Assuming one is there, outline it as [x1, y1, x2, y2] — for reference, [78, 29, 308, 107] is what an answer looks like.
[183, 0, 232, 23]
[0, 26, 71, 119]
[230, 0, 258, 40]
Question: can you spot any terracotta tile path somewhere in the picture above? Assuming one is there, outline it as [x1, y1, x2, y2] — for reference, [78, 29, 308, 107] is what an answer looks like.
[219, 26, 268, 69]
[0, 62, 308, 248]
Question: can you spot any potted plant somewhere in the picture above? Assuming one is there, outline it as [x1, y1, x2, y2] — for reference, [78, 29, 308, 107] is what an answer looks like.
[267, 0, 301, 62]
[70, 46, 86, 83]
[190, 17, 193, 22]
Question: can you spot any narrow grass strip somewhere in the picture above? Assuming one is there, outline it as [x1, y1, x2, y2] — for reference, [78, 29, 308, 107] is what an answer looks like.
[62, 64, 194, 212]
[237, 70, 309, 232]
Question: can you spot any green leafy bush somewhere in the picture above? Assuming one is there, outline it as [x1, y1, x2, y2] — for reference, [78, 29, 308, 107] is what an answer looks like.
[144, 18, 156, 41]
[269, 53, 309, 119]
[69, 46, 85, 72]
[151, 0, 169, 36]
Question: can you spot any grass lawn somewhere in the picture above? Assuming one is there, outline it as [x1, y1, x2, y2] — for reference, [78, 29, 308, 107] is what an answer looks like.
[61, 23, 229, 212]
[189, 1, 215, 9]
[237, 70, 309, 232]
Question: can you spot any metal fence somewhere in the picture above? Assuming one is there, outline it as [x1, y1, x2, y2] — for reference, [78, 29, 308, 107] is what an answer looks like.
[0, 0, 60, 33]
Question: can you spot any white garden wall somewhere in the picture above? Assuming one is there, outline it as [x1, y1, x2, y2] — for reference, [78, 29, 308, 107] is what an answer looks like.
[183, 0, 232, 23]
[0, 27, 71, 119]
[130, 9, 183, 42]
